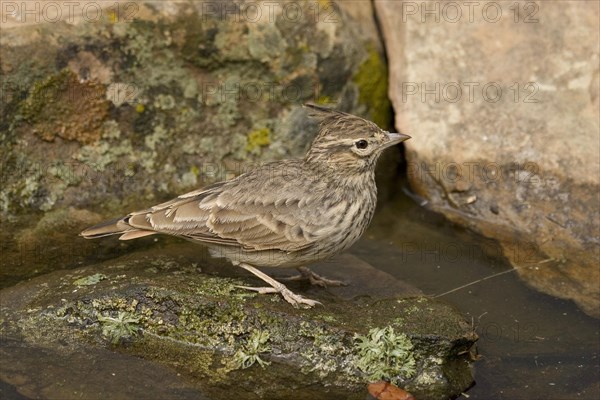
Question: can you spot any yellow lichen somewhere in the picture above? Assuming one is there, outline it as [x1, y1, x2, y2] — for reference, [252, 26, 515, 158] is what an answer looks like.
[316, 95, 333, 105]
[246, 128, 271, 153]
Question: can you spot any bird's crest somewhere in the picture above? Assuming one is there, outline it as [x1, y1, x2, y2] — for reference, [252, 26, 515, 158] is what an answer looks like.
[303, 103, 379, 141]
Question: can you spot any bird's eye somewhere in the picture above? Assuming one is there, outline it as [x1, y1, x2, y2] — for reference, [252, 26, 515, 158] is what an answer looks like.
[355, 140, 369, 149]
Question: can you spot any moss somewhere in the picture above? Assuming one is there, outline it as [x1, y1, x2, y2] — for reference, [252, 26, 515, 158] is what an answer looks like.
[353, 47, 393, 129]
[19, 69, 72, 121]
[246, 128, 271, 153]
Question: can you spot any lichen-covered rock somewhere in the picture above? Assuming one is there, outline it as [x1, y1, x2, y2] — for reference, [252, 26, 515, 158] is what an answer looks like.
[375, 0, 600, 318]
[0, 0, 391, 217]
[0, 249, 477, 400]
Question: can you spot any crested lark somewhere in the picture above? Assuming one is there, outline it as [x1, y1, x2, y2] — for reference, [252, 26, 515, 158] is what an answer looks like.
[81, 104, 410, 307]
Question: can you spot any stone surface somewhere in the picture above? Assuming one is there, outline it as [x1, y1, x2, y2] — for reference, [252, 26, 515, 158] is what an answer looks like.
[0, 246, 477, 400]
[375, 0, 600, 317]
[0, 0, 392, 219]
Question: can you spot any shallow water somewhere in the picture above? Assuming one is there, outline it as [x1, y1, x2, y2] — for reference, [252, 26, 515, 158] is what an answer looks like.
[357, 187, 600, 399]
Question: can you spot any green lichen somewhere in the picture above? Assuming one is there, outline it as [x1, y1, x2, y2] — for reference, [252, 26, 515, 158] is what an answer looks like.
[73, 273, 107, 286]
[98, 311, 141, 344]
[353, 47, 393, 129]
[20, 176, 42, 205]
[246, 128, 271, 153]
[75, 138, 134, 172]
[233, 330, 272, 369]
[101, 120, 121, 140]
[297, 321, 359, 382]
[248, 23, 287, 62]
[153, 94, 176, 110]
[191, 275, 253, 299]
[145, 125, 168, 151]
[137, 276, 257, 351]
[353, 326, 416, 384]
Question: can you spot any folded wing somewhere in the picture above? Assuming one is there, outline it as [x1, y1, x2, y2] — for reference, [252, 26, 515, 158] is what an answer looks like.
[82, 165, 336, 254]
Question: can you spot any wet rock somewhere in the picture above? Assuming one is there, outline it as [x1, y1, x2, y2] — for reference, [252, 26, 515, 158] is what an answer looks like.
[0, 0, 390, 218]
[375, 0, 600, 317]
[0, 248, 477, 400]
[0, 340, 209, 400]
[0, 208, 103, 288]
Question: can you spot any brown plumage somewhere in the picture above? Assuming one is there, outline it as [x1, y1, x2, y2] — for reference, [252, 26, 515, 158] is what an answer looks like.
[81, 104, 411, 307]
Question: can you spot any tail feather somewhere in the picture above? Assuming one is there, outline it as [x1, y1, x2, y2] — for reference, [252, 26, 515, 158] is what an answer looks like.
[80, 216, 155, 240]
[118, 231, 157, 240]
[80, 217, 124, 238]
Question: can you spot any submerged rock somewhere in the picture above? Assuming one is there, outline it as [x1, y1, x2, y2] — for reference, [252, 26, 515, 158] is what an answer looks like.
[375, 0, 600, 318]
[0, 248, 477, 400]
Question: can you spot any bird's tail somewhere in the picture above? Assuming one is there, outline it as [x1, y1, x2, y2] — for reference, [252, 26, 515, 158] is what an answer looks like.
[80, 216, 156, 240]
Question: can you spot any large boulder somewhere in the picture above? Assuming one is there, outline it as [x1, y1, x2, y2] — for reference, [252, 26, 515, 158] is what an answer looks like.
[375, 0, 600, 317]
[0, 0, 392, 217]
[0, 246, 478, 400]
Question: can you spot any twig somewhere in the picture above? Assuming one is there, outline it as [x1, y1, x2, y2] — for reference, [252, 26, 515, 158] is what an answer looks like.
[433, 258, 555, 298]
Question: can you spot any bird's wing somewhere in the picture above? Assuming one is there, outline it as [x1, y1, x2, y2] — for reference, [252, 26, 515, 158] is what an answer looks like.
[124, 165, 343, 253]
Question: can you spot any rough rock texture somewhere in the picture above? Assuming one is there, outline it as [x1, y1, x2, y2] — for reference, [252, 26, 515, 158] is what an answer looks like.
[0, 0, 392, 218]
[0, 247, 477, 400]
[375, 0, 600, 317]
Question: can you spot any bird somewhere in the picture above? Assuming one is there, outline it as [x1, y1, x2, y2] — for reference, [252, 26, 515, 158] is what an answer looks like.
[81, 104, 411, 307]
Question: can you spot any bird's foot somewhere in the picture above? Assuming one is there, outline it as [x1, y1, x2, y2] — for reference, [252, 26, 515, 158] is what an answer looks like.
[236, 285, 321, 308]
[280, 266, 348, 288]
[236, 262, 322, 308]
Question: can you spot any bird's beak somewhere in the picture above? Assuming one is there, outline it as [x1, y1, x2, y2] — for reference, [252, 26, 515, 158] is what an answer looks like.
[384, 132, 411, 148]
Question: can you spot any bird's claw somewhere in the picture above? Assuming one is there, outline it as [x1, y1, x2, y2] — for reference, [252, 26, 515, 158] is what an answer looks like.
[235, 285, 322, 308]
[280, 267, 348, 288]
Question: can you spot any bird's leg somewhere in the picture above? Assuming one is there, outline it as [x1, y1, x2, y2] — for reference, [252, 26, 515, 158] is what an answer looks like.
[280, 266, 348, 288]
[234, 262, 322, 308]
